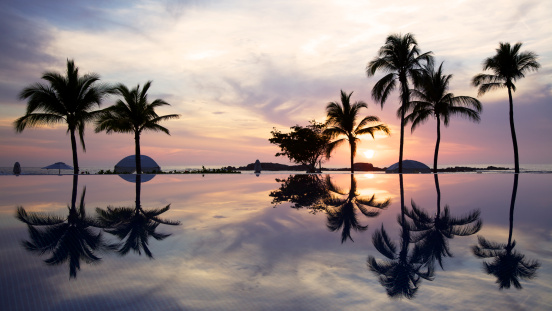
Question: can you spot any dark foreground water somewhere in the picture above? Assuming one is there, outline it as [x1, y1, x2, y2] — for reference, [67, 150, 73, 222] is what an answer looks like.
[0, 174, 550, 310]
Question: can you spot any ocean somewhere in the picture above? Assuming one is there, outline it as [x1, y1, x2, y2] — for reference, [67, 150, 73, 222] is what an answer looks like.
[1, 163, 552, 175]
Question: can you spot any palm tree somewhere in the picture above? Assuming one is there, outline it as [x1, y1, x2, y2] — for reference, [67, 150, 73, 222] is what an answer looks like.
[407, 175, 482, 269]
[324, 90, 390, 173]
[406, 63, 482, 172]
[15, 175, 113, 278]
[14, 59, 112, 174]
[472, 175, 540, 289]
[95, 81, 180, 174]
[366, 33, 433, 173]
[367, 175, 433, 299]
[472, 42, 540, 173]
[325, 175, 390, 243]
[96, 175, 181, 258]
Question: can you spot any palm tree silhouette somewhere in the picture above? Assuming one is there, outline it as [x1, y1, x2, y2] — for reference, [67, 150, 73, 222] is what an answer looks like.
[367, 175, 434, 299]
[95, 81, 180, 174]
[15, 175, 113, 278]
[14, 60, 113, 174]
[406, 174, 482, 269]
[96, 175, 180, 258]
[472, 175, 540, 289]
[366, 33, 433, 173]
[472, 42, 540, 173]
[324, 90, 390, 173]
[325, 175, 390, 243]
[406, 63, 481, 172]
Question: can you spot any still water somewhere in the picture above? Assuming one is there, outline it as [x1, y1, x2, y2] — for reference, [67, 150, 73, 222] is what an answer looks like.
[0, 173, 550, 310]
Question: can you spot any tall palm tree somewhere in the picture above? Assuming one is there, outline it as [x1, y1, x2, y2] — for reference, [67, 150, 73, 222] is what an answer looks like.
[472, 42, 540, 173]
[472, 175, 540, 289]
[366, 33, 433, 173]
[95, 81, 180, 174]
[15, 175, 114, 278]
[14, 59, 112, 174]
[406, 63, 482, 172]
[324, 90, 390, 173]
[325, 175, 390, 243]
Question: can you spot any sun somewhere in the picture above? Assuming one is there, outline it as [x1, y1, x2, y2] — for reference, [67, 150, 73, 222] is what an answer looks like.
[363, 150, 375, 159]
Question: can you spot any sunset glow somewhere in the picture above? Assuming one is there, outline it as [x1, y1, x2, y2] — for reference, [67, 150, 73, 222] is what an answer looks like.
[364, 150, 375, 159]
[0, 0, 550, 168]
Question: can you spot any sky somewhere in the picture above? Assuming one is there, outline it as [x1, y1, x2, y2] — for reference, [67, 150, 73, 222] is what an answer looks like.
[0, 0, 551, 169]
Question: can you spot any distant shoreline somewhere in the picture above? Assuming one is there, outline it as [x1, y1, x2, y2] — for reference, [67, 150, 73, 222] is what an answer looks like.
[2, 163, 552, 175]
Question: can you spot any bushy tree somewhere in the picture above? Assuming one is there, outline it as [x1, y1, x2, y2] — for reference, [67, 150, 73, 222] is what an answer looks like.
[269, 121, 330, 173]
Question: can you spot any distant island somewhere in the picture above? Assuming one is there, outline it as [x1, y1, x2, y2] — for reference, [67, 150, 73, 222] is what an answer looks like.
[236, 162, 509, 173]
[237, 162, 385, 172]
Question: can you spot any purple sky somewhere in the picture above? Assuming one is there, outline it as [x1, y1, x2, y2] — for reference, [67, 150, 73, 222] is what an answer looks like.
[0, 0, 551, 168]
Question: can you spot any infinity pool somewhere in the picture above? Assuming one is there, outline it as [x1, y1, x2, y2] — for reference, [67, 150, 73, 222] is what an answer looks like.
[1, 173, 550, 310]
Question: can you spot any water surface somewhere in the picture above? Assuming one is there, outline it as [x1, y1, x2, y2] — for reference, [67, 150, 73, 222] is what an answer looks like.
[0, 174, 550, 310]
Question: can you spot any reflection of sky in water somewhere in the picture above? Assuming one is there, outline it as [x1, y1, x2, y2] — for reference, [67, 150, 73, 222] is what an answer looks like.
[0, 174, 551, 310]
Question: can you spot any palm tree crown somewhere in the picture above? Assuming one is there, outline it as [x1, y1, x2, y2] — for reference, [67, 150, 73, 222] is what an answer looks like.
[472, 42, 540, 173]
[324, 90, 390, 173]
[14, 59, 112, 174]
[95, 81, 180, 174]
[366, 33, 433, 173]
[406, 62, 482, 171]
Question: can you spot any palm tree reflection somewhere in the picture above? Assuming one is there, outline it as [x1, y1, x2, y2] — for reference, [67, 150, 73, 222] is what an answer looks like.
[96, 174, 180, 258]
[15, 175, 114, 278]
[367, 175, 433, 299]
[407, 174, 482, 269]
[270, 174, 390, 243]
[472, 175, 540, 289]
[325, 174, 390, 243]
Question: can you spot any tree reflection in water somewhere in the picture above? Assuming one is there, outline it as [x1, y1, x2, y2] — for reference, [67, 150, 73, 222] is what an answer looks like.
[325, 174, 390, 243]
[367, 174, 433, 299]
[15, 175, 114, 278]
[368, 174, 482, 298]
[96, 174, 180, 258]
[472, 174, 540, 289]
[407, 174, 482, 269]
[270, 174, 390, 243]
[269, 174, 331, 213]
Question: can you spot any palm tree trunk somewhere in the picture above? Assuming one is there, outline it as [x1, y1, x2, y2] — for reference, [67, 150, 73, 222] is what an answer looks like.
[434, 115, 441, 173]
[506, 174, 519, 253]
[136, 174, 142, 209]
[135, 131, 142, 174]
[434, 173, 441, 218]
[507, 86, 520, 173]
[506, 174, 518, 251]
[71, 174, 79, 210]
[69, 128, 79, 175]
[399, 74, 409, 174]
[350, 139, 355, 174]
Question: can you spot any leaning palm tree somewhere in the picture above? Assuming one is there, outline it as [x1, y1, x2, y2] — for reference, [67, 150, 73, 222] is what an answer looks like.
[366, 33, 433, 173]
[472, 42, 540, 173]
[14, 59, 112, 174]
[472, 175, 540, 289]
[324, 90, 390, 173]
[95, 81, 180, 174]
[406, 63, 482, 172]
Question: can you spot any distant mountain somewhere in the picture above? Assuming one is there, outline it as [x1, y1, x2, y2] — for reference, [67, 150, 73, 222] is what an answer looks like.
[238, 162, 384, 172]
